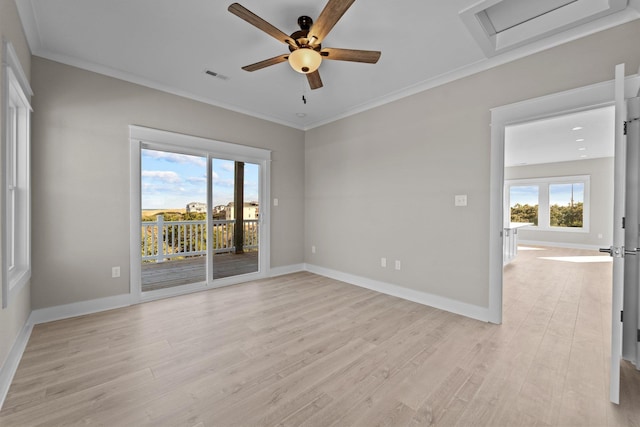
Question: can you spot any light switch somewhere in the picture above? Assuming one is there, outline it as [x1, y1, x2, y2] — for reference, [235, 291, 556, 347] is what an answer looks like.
[455, 195, 467, 207]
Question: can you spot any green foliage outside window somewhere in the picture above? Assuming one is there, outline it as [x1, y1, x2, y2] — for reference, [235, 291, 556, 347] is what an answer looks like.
[550, 202, 583, 227]
[510, 203, 583, 227]
[510, 203, 538, 225]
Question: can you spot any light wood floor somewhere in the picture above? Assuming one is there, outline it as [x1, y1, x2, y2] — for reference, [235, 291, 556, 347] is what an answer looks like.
[1, 246, 639, 426]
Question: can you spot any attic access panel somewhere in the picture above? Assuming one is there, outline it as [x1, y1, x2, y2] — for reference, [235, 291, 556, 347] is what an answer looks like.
[479, 0, 578, 34]
[460, 0, 628, 57]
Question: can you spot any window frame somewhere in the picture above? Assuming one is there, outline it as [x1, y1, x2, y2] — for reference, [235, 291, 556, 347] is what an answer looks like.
[505, 175, 590, 233]
[2, 41, 33, 309]
[507, 184, 540, 226]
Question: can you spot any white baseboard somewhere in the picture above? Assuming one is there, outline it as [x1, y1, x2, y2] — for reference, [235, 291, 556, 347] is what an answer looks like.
[27, 264, 306, 325]
[304, 264, 490, 322]
[519, 240, 603, 251]
[0, 320, 33, 411]
[28, 294, 133, 325]
[269, 263, 305, 277]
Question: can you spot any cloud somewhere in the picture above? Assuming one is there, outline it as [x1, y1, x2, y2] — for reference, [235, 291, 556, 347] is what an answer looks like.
[141, 170, 182, 184]
[213, 178, 235, 188]
[186, 176, 207, 184]
[220, 163, 235, 172]
[143, 150, 206, 167]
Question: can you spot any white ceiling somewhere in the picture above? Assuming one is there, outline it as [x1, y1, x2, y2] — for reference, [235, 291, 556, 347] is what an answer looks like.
[504, 105, 615, 167]
[14, 0, 640, 130]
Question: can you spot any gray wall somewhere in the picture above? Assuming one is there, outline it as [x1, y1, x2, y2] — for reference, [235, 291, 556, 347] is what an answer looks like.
[0, 0, 31, 373]
[305, 20, 640, 309]
[505, 158, 614, 248]
[30, 58, 305, 309]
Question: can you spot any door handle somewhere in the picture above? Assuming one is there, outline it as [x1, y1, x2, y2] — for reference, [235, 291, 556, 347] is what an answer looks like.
[600, 246, 623, 257]
[599, 246, 639, 257]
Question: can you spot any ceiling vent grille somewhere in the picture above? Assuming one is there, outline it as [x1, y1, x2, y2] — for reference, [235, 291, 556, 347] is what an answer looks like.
[460, 0, 628, 57]
[205, 70, 229, 81]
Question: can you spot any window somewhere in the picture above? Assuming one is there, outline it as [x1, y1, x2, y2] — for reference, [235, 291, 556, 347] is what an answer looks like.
[549, 182, 584, 228]
[509, 185, 539, 225]
[2, 41, 32, 308]
[505, 175, 590, 232]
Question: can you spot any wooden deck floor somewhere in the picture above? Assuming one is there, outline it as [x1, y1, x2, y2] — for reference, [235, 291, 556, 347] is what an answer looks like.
[1, 247, 639, 425]
[141, 251, 258, 292]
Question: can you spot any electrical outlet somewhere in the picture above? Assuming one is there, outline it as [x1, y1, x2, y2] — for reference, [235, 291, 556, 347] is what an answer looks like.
[312, 245, 316, 254]
[381, 257, 386, 268]
[395, 260, 401, 270]
[112, 266, 121, 278]
[273, 198, 279, 206]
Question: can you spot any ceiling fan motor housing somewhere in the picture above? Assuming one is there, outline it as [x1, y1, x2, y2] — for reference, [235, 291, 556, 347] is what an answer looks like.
[297, 15, 313, 30]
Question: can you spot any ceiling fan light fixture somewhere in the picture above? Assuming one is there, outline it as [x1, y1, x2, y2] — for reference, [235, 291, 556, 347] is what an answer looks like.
[288, 48, 322, 74]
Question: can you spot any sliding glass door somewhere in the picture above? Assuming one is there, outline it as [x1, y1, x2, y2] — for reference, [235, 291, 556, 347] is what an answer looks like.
[131, 126, 270, 298]
[140, 148, 208, 291]
[210, 159, 260, 280]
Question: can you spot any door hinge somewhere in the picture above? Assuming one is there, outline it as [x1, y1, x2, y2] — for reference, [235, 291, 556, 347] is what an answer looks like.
[637, 329, 640, 342]
[624, 121, 627, 135]
[621, 311, 623, 322]
[622, 217, 626, 229]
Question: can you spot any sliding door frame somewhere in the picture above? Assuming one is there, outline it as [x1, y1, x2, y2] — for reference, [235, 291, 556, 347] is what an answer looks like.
[129, 125, 271, 303]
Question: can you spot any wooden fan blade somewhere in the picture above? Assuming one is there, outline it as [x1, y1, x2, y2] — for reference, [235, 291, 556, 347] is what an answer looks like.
[308, 0, 356, 44]
[320, 47, 381, 63]
[307, 70, 323, 90]
[228, 3, 296, 48]
[242, 54, 290, 72]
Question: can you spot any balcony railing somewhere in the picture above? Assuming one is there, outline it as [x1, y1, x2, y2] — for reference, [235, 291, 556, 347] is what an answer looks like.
[141, 215, 258, 262]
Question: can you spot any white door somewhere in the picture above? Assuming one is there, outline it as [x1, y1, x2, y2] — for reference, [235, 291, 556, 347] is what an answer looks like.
[623, 92, 640, 369]
[632, 94, 640, 369]
[605, 63, 640, 404]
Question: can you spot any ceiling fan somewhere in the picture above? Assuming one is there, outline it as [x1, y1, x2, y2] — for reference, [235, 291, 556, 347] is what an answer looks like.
[228, 0, 381, 90]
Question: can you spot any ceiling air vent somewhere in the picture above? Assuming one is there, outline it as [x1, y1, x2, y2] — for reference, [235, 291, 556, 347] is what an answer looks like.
[205, 70, 229, 81]
[460, 0, 628, 57]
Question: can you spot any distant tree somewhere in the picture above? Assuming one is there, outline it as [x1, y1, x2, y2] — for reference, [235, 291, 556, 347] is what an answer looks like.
[510, 203, 538, 225]
[550, 202, 583, 227]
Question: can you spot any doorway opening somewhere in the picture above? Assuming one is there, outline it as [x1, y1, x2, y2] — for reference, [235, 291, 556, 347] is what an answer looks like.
[503, 106, 614, 256]
[488, 78, 618, 323]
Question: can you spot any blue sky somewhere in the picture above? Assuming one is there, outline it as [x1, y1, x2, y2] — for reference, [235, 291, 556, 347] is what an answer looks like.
[509, 185, 539, 206]
[510, 183, 584, 207]
[141, 149, 259, 209]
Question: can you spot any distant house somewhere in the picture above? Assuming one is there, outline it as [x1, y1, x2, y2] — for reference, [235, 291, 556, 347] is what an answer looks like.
[186, 202, 206, 213]
[213, 205, 226, 214]
[225, 202, 259, 220]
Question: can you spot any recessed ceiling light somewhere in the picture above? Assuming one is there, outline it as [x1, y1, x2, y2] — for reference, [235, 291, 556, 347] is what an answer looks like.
[580, 154, 588, 158]
[578, 147, 587, 151]
[576, 138, 585, 142]
[517, 162, 528, 166]
[296, 113, 306, 118]
[572, 126, 583, 131]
